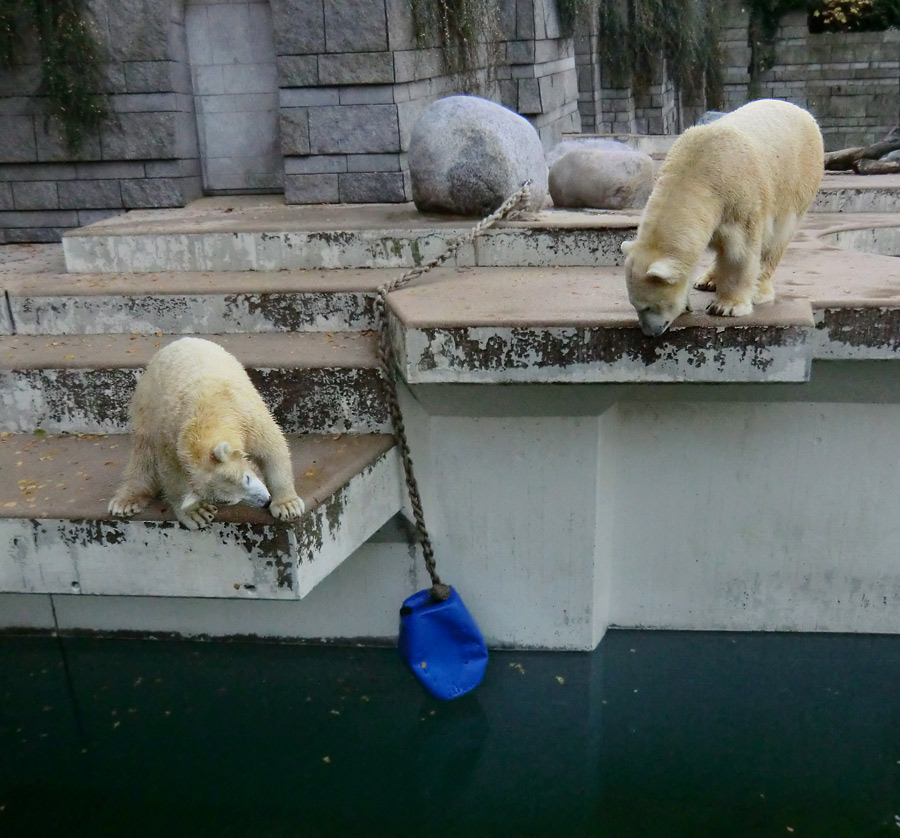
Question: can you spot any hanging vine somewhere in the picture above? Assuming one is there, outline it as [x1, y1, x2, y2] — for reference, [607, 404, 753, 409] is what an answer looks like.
[0, 0, 106, 152]
[410, 0, 502, 94]
[596, 0, 724, 108]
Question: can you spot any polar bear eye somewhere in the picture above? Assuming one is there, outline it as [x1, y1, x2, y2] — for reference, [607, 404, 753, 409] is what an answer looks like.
[244, 474, 252, 486]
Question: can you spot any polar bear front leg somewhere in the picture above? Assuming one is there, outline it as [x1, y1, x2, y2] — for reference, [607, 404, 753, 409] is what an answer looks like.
[706, 223, 762, 318]
[253, 431, 305, 521]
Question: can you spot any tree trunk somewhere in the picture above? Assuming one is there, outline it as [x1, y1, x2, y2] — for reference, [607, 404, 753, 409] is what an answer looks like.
[824, 138, 900, 170]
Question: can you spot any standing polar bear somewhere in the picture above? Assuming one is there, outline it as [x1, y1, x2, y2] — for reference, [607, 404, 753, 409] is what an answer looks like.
[622, 99, 824, 336]
[109, 337, 305, 530]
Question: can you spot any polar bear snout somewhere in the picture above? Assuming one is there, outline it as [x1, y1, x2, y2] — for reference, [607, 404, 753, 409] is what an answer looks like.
[240, 471, 271, 508]
[636, 309, 675, 337]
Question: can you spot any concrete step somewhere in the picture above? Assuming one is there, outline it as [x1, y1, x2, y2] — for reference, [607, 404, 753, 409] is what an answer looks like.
[61, 198, 636, 274]
[0, 333, 388, 434]
[3, 267, 390, 335]
[0, 432, 403, 600]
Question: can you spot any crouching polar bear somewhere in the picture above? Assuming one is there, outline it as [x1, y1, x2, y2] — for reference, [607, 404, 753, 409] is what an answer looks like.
[109, 337, 305, 530]
[622, 99, 823, 336]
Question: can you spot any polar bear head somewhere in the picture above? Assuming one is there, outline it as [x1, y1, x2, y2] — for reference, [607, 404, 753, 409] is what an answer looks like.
[184, 441, 271, 510]
[621, 240, 690, 337]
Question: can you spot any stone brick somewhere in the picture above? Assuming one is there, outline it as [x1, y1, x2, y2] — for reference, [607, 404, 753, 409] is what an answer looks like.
[308, 104, 400, 154]
[318, 53, 395, 86]
[0, 163, 77, 181]
[0, 65, 41, 98]
[386, 0, 415, 51]
[75, 162, 146, 180]
[280, 88, 340, 107]
[0, 116, 37, 163]
[507, 41, 536, 65]
[518, 78, 541, 113]
[35, 120, 103, 163]
[0, 183, 12, 211]
[12, 181, 58, 210]
[121, 178, 185, 207]
[123, 61, 175, 94]
[101, 113, 177, 160]
[393, 49, 444, 84]
[109, 93, 178, 113]
[339, 85, 396, 105]
[271, 0, 325, 55]
[6, 227, 68, 243]
[77, 209, 125, 227]
[346, 153, 404, 172]
[57, 180, 123, 209]
[339, 171, 408, 202]
[284, 155, 347, 174]
[324, 0, 388, 53]
[277, 55, 318, 88]
[0, 210, 79, 228]
[106, 0, 170, 62]
[285, 173, 340, 203]
[279, 109, 310, 156]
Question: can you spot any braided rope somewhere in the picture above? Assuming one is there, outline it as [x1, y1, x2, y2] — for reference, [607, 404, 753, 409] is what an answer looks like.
[374, 181, 533, 602]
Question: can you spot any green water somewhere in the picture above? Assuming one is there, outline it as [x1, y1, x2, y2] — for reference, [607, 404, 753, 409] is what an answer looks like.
[2, 630, 899, 837]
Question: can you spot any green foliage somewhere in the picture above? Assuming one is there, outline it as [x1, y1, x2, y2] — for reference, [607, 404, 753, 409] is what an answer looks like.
[410, 0, 501, 91]
[556, 0, 593, 36]
[596, 0, 724, 108]
[0, 0, 106, 153]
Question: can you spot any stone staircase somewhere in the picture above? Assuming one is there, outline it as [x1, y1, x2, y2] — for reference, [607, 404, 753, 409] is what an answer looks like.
[0, 233, 404, 602]
[3, 179, 900, 644]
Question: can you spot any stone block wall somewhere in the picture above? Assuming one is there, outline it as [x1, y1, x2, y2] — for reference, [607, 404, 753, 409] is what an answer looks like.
[721, 2, 900, 150]
[0, 0, 202, 243]
[0, 0, 584, 237]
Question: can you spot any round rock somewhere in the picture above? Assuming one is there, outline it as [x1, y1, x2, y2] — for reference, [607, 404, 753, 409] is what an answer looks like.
[408, 95, 548, 216]
[549, 148, 654, 210]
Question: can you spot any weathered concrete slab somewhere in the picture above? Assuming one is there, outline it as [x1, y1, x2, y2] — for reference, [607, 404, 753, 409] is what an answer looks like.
[812, 174, 900, 213]
[386, 266, 814, 383]
[0, 333, 388, 434]
[60, 196, 639, 273]
[0, 432, 402, 600]
[4, 267, 390, 334]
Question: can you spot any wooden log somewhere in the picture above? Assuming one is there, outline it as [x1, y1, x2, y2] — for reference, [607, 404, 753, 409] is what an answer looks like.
[824, 138, 900, 170]
[854, 157, 900, 175]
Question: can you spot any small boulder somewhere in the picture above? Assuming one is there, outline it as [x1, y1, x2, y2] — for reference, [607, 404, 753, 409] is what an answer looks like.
[408, 95, 548, 216]
[549, 148, 654, 210]
[546, 137, 632, 167]
[696, 110, 727, 125]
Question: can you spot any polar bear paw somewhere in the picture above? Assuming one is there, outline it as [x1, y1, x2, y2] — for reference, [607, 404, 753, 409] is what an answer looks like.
[270, 494, 305, 521]
[177, 502, 218, 530]
[108, 494, 149, 517]
[707, 299, 754, 318]
[693, 271, 717, 292]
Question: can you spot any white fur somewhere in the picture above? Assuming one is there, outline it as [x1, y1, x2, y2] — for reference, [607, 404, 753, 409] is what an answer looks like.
[108, 337, 305, 529]
[622, 99, 824, 336]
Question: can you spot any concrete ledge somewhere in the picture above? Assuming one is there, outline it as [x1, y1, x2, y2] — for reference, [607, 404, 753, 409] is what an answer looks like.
[0, 333, 388, 434]
[389, 273, 814, 382]
[0, 433, 402, 600]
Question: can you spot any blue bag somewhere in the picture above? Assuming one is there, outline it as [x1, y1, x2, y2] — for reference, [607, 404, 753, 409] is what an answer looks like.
[398, 587, 489, 700]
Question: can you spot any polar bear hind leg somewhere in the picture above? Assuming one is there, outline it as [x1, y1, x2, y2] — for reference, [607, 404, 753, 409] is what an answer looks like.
[108, 435, 159, 517]
[754, 212, 799, 305]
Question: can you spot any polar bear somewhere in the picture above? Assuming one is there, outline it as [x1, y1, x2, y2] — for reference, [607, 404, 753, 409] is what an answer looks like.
[622, 99, 823, 336]
[108, 337, 305, 530]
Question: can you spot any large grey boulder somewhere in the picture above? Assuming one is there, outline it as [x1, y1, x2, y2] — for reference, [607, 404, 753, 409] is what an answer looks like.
[408, 95, 548, 216]
[549, 147, 654, 210]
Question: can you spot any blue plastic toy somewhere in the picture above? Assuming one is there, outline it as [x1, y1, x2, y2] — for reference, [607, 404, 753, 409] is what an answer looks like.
[398, 587, 489, 700]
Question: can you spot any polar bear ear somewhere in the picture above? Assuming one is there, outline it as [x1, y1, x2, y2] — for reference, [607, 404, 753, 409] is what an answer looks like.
[646, 258, 679, 284]
[212, 441, 233, 462]
[620, 239, 635, 255]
